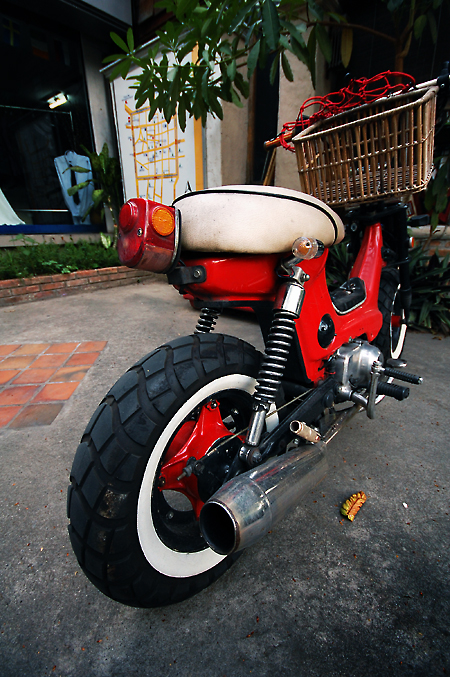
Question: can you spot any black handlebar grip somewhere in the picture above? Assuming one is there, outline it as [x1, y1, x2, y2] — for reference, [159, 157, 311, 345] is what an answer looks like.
[377, 382, 410, 401]
[382, 367, 423, 385]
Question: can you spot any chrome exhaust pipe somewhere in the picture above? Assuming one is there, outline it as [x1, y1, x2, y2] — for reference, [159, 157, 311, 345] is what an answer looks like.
[199, 444, 327, 556]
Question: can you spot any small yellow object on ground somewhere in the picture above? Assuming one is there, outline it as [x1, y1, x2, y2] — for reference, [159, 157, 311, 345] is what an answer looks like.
[341, 491, 367, 521]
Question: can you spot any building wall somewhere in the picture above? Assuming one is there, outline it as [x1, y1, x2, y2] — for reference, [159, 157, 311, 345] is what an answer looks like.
[221, 100, 249, 186]
[82, 37, 118, 156]
[275, 55, 315, 190]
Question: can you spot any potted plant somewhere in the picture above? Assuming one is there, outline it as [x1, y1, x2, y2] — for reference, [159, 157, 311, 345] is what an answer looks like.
[66, 143, 123, 247]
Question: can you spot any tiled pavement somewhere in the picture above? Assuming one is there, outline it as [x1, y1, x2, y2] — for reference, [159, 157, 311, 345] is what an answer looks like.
[0, 341, 107, 429]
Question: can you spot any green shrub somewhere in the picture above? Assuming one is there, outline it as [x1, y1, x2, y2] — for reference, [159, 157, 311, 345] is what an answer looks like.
[326, 238, 352, 290]
[409, 246, 450, 335]
[0, 239, 120, 280]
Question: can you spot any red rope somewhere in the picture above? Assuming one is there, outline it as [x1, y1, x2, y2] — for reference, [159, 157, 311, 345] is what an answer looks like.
[278, 71, 416, 152]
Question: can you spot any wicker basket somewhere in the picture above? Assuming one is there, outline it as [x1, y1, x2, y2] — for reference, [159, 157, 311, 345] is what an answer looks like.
[293, 86, 438, 207]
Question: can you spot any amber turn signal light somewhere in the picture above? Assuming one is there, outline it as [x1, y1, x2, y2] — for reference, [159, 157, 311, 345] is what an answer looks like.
[292, 236, 324, 260]
[152, 207, 175, 236]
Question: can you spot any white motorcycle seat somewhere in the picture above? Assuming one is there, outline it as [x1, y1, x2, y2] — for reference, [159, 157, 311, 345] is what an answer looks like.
[173, 185, 345, 254]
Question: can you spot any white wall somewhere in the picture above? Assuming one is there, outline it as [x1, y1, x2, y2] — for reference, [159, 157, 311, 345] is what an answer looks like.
[82, 37, 117, 156]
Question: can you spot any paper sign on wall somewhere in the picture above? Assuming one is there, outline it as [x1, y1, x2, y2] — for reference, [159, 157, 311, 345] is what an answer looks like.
[111, 64, 204, 204]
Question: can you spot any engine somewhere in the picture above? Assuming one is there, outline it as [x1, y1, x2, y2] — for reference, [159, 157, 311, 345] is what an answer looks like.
[329, 340, 383, 397]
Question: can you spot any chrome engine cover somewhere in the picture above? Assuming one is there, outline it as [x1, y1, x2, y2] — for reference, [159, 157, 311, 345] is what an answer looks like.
[331, 341, 383, 390]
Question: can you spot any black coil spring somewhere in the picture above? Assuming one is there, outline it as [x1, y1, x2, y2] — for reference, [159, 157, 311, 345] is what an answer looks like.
[254, 310, 297, 405]
[194, 308, 221, 334]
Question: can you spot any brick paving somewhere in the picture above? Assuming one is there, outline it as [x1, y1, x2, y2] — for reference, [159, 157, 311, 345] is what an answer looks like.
[0, 341, 107, 429]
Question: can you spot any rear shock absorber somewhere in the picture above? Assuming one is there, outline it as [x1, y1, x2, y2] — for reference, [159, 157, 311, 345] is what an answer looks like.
[253, 310, 297, 405]
[194, 308, 221, 334]
[239, 266, 309, 467]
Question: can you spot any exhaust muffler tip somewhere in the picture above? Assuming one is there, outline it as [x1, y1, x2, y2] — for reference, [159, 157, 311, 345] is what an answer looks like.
[200, 446, 327, 556]
[199, 501, 239, 556]
[200, 475, 270, 555]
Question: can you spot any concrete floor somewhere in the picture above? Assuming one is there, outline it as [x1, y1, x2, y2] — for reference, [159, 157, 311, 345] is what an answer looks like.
[0, 277, 449, 677]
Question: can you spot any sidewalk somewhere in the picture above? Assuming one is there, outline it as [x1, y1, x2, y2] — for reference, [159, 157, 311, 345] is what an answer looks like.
[0, 279, 449, 677]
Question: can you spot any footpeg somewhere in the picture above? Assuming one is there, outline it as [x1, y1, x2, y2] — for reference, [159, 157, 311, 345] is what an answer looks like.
[377, 382, 410, 401]
[381, 367, 423, 385]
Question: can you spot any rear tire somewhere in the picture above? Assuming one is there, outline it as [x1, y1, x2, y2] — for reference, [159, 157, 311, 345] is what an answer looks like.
[67, 334, 261, 607]
[373, 268, 407, 361]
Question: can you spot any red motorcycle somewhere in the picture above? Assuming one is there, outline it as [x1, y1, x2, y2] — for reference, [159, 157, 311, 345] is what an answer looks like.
[67, 73, 446, 608]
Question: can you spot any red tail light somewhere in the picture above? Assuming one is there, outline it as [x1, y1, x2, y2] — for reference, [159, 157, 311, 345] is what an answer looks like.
[118, 198, 180, 273]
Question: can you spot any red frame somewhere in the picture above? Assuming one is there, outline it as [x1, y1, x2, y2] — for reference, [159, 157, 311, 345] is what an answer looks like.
[180, 223, 384, 383]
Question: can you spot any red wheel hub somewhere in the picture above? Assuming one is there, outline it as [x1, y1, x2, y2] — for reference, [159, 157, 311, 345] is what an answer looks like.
[159, 401, 240, 519]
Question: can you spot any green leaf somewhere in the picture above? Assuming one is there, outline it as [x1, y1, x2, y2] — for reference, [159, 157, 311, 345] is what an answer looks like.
[63, 165, 91, 174]
[92, 189, 106, 209]
[259, 35, 268, 68]
[231, 88, 243, 107]
[279, 34, 292, 52]
[289, 33, 309, 65]
[431, 211, 439, 229]
[201, 69, 210, 104]
[178, 98, 187, 131]
[269, 53, 279, 85]
[202, 49, 213, 70]
[229, 0, 259, 33]
[178, 41, 196, 63]
[109, 59, 131, 82]
[341, 27, 353, 68]
[176, 0, 197, 17]
[281, 51, 294, 81]
[218, 40, 232, 56]
[280, 19, 306, 36]
[262, 0, 280, 51]
[67, 181, 90, 196]
[102, 53, 127, 64]
[201, 17, 213, 38]
[414, 14, 427, 40]
[110, 31, 129, 54]
[436, 191, 449, 214]
[316, 24, 332, 63]
[247, 39, 261, 78]
[227, 59, 237, 80]
[432, 162, 448, 196]
[209, 95, 224, 120]
[100, 232, 112, 249]
[127, 27, 135, 52]
[234, 72, 250, 98]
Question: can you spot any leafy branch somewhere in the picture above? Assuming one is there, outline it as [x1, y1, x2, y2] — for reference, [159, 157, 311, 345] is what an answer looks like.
[104, 0, 444, 132]
[104, 0, 343, 130]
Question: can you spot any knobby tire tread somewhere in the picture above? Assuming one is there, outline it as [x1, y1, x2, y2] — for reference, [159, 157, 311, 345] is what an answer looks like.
[67, 334, 260, 608]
